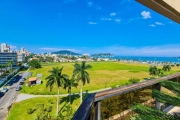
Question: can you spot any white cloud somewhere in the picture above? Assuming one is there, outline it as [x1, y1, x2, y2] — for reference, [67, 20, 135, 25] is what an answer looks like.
[63, 0, 75, 3]
[39, 47, 80, 53]
[110, 12, 116, 16]
[141, 11, 151, 19]
[101, 18, 112, 21]
[155, 22, 164, 25]
[88, 22, 97, 24]
[114, 18, 121, 23]
[87, 1, 93, 7]
[149, 24, 155, 27]
[96, 5, 101, 10]
[9, 45, 17, 50]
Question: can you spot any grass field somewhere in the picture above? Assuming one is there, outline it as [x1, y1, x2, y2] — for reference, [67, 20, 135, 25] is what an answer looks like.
[20, 61, 180, 95]
[7, 62, 180, 120]
[7, 96, 80, 120]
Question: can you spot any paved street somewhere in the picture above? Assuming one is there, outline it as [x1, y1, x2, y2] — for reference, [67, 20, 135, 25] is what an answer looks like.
[0, 71, 29, 120]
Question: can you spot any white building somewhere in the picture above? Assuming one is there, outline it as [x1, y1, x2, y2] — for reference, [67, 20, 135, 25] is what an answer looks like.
[17, 53, 25, 62]
[1, 43, 10, 52]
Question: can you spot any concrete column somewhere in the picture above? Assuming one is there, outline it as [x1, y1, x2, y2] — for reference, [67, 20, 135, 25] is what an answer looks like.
[94, 101, 101, 120]
[155, 83, 161, 110]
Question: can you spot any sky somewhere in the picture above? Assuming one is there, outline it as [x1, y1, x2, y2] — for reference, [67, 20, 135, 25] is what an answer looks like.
[0, 0, 180, 57]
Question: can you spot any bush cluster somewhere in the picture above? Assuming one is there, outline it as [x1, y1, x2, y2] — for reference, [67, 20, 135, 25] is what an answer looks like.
[27, 108, 36, 114]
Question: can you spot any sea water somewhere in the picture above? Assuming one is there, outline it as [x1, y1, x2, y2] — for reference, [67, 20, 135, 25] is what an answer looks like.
[113, 56, 180, 63]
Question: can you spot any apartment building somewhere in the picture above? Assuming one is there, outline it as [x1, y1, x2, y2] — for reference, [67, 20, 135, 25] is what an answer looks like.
[1, 43, 10, 52]
[0, 52, 17, 65]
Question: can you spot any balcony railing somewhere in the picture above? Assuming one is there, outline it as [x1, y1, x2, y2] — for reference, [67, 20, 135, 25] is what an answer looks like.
[72, 72, 180, 120]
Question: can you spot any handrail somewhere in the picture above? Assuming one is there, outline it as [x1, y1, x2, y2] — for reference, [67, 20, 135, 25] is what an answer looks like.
[72, 94, 96, 120]
[94, 72, 180, 101]
[72, 72, 180, 120]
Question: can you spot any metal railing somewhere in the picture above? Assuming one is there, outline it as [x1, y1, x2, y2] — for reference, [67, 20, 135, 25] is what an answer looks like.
[72, 72, 180, 120]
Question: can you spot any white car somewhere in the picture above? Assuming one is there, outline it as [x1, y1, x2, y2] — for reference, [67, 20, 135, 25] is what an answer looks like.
[2, 88, 8, 93]
[16, 86, 21, 91]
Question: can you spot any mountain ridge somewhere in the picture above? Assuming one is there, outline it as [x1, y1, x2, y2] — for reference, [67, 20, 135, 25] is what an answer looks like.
[51, 50, 81, 55]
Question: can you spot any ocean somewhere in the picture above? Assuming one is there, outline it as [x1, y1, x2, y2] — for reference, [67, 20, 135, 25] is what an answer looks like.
[112, 56, 180, 63]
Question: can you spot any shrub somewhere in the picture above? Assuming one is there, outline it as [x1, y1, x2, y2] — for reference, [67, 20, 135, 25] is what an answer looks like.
[129, 78, 140, 84]
[27, 108, 36, 114]
[43, 108, 47, 112]
[48, 100, 55, 104]
[111, 85, 117, 89]
[47, 106, 52, 112]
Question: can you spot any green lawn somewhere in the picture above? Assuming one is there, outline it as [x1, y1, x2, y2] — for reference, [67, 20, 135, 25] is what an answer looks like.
[20, 61, 180, 95]
[7, 96, 80, 120]
[7, 62, 180, 120]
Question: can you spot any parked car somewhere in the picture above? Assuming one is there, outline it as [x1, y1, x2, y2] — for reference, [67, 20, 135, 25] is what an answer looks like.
[16, 86, 21, 91]
[2, 88, 8, 93]
[19, 82, 24, 85]
[0, 92, 4, 98]
[12, 78, 16, 82]
[7, 81, 13, 86]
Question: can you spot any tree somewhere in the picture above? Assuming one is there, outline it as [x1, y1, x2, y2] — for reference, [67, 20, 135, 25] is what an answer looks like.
[176, 64, 180, 67]
[45, 56, 54, 62]
[2, 64, 8, 73]
[162, 65, 171, 72]
[149, 66, 158, 76]
[64, 78, 78, 104]
[25, 54, 33, 62]
[7, 60, 13, 72]
[46, 67, 69, 116]
[0, 64, 3, 72]
[73, 61, 92, 103]
[29, 60, 41, 69]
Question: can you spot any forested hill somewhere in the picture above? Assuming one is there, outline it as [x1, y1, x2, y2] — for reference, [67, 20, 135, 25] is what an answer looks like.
[51, 50, 81, 55]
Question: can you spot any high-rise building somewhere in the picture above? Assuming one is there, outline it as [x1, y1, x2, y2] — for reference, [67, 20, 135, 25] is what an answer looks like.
[17, 53, 25, 62]
[20, 47, 25, 53]
[0, 52, 17, 65]
[1, 43, 10, 52]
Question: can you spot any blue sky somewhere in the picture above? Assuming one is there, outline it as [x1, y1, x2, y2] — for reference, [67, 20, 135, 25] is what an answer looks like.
[0, 0, 180, 56]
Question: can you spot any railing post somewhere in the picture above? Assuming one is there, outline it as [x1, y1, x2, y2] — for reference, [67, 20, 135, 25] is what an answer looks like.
[176, 76, 179, 83]
[155, 83, 161, 110]
[94, 101, 101, 120]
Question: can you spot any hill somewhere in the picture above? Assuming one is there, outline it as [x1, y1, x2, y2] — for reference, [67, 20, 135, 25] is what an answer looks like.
[51, 50, 81, 55]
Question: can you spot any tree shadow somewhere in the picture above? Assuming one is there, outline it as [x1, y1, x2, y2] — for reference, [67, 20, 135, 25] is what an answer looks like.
[60, 94, 79, 105]
[59, 102, 67, 113]
[143, 78, 150, 80]
[83, 90, 89, 99]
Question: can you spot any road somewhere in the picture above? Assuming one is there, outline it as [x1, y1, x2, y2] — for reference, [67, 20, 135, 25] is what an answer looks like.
[0, 71, 30, 120]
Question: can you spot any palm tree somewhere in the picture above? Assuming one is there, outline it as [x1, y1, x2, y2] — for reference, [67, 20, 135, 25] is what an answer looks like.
[7, 60, 13, 72]
[46, 67, 69, 116]
[73, 61, 92, 103]
[3, 64, 8, 73]
[64, 78, 78, 104]
[162, 65, 171, 72]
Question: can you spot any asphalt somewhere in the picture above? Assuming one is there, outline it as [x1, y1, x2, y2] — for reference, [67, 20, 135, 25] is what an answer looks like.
[0, 71, 30, 120]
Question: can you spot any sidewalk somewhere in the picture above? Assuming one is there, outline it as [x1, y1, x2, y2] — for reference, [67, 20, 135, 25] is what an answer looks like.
[15, 87, 111, 102]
